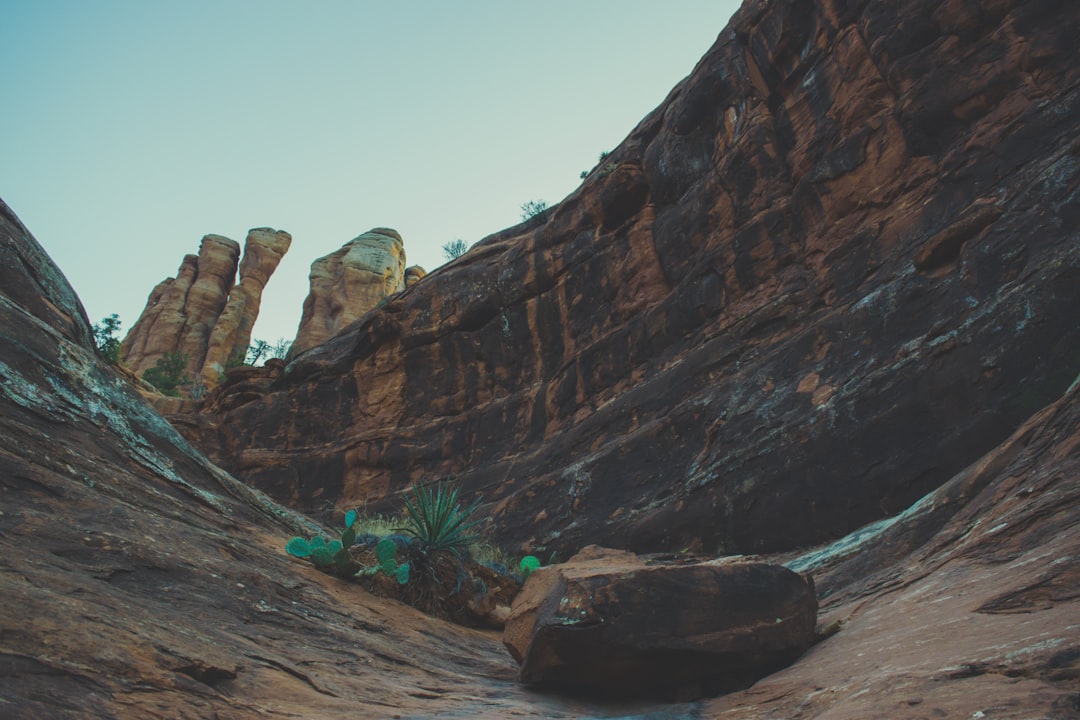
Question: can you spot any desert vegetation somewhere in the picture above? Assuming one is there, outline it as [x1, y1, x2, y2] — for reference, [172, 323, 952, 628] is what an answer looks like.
[286, 481, 537, 627]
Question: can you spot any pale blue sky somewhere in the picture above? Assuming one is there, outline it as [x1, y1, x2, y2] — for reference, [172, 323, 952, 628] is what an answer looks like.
[1, 1, 741, 343]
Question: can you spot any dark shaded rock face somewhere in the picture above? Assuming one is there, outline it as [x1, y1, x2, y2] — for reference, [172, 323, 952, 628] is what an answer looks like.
[179, 0, 1080, 559]
[502, 546, 817, 699]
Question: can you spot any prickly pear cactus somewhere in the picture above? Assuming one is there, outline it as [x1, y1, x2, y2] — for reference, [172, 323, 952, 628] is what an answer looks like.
[374, 537, 410, 584]
[286, 537, 312, 558]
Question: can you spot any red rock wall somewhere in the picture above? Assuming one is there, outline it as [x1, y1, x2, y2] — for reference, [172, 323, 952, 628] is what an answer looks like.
[188, 0, 1080, 557]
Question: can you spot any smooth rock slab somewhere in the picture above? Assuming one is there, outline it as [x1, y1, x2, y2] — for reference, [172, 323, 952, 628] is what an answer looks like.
[502, 546, 817, 699]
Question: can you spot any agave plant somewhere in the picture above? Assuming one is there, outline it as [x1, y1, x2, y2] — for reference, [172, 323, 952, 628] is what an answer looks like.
[400, 481, 483, 558]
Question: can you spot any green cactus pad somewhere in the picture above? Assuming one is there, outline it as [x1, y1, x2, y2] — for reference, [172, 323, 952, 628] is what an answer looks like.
[395, 563, 410, 585]
[285, 537, 312, 558]
[345, 509, 358, 528]
[341, 526, 357, 548]
[376, 538, 398, 573]
[310, 546, 335, 566]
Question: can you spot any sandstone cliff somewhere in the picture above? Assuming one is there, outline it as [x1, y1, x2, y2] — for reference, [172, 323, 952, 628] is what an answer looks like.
[183, 0, 1080, 561]
[120, 228, 291, 391]
[201, 228, 292, 385]
[290, 227, 411, 357]
[3, 194, 1079, 716]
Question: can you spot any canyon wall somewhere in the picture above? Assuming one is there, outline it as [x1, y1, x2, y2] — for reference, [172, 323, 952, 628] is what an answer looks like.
[180, 0, 1079, 560]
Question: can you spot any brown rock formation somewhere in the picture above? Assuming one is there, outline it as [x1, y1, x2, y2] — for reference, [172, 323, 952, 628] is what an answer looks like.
[290, 227, 408, 357]
[201, 228, 292, 384]
[121, 234, 238, 380]
[182, 0, 1080, 562]
[404, 264, 427, 287]
[502, 546, 817, 698]
[120, 228, 290, 392]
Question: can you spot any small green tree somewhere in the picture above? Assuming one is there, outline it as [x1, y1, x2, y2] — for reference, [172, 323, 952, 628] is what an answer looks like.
[92, 314, 122, 365]
[143, 351, 190, 396]
[520, 199, 548, 221]
[246, 339, 271, 365]
[242, 337, 292, 367]
[442, 239, 468, 261]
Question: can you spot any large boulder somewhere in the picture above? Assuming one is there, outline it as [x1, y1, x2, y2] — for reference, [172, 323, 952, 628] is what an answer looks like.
[502, 546, 817, 699]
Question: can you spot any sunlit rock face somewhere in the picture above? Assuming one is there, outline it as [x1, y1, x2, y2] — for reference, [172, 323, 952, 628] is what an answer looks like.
[5, 0, 1080, 714]
[120, 228, 291, 390]
[202, 228, 292, 384]
[289, 228, 408, 357]
[121, 234, 238, 381]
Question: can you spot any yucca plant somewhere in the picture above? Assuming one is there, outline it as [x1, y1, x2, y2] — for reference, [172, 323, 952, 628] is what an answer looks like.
[399, 481, 483, 558]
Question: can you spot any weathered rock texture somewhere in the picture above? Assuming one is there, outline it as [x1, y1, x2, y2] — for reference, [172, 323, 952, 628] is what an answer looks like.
[201, 228, 292, 385]
[703, 366, 1080, 718]
[181, 0, 1080, 560]
[502, 546, 817, 698]
[120, 228, 290, 390]
[405, 264, 427, 287]
[0, 199, 533, 719]
[290, 228, 409, 357]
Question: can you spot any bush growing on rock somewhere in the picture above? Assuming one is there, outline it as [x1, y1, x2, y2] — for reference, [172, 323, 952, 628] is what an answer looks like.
[400, 481, 482, 558]
[284, 483, 522, 627]
[442, 239, 468, 260]
[142, 351, 189, 396]
[519, 555, 541, 580]
[92, 313, 122, 365]
[520, 199, 548, 220]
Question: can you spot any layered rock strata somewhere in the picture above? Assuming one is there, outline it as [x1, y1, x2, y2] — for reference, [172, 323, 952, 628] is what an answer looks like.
[290, 228, 409, 357]
[182, 0, 1080, 559]
[120, 228, 290, 391]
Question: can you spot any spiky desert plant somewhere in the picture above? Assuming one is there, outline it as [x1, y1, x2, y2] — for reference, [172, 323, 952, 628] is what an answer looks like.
[400, 481, 483, 558]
